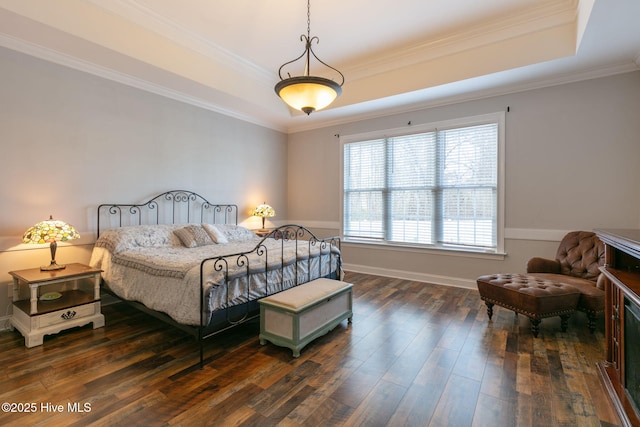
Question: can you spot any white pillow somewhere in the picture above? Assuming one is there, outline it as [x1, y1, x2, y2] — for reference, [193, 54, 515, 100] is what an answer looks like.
[215, 224, 258, 242]
[202, 223, 229, 244]
[94, 224, 182, 253]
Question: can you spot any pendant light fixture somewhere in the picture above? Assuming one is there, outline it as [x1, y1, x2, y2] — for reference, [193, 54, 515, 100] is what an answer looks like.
[275, 0, 344, 115]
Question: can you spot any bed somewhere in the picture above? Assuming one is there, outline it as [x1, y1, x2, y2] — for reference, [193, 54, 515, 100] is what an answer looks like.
[89, 190, 342, 366]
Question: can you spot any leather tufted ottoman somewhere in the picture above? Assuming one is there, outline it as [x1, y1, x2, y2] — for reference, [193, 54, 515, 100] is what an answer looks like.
[476, 273, 581, 337]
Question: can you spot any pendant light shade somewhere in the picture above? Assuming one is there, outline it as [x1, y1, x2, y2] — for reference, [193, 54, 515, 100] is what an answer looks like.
[275, 76, 342, 115]
[275, 0, 344, 115]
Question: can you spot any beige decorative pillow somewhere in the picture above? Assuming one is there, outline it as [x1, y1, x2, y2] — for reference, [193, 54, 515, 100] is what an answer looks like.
[174, 225, 214, 248]
[202, 223, 229, 244]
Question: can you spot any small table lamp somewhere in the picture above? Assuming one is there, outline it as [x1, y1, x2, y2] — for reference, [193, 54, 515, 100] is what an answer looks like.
[22, 215, 80, 271]
[252, 203, 276, 232]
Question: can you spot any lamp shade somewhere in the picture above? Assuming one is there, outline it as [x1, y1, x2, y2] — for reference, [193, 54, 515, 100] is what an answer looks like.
[23, 216, 80, 270]
[275, 76, 342, 115]
[252, 204, 275, 231]
[252, 204, 276, 219]
[23, 216, 80, 244]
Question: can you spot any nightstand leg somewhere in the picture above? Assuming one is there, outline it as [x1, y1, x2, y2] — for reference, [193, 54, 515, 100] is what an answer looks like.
[25, 333, 44, 348]
[12, 277, 19, 300]
[92, 313, 105, 329]
[29, 283, 38, 314]
[93, 272, 101, 300]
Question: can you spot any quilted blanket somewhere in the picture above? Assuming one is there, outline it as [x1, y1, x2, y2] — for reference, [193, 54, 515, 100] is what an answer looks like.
[90, 224, 340, 325]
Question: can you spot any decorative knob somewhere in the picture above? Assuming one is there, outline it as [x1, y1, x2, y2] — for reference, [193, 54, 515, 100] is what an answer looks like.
[61, 310, 76, 320]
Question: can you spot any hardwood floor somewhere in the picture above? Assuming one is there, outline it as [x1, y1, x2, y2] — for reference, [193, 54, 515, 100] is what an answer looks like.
[0, 272, 621, 426]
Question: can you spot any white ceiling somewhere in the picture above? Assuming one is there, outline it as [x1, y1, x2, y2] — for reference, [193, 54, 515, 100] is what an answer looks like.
[0, 0, 639, 133]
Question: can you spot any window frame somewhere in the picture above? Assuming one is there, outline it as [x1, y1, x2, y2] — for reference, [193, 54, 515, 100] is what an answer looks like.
[340, 112, 505, 255]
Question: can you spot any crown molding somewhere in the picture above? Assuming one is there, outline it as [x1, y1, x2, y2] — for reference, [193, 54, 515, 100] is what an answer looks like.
[90, 0, 578, 93]
[2, 0, 634, 135]
[342, 0, 578, 80]
[286, 61, 639, 134]
[0, 34, 285, 132]
[88, 0, 274, 85]
[6, 26, 628, 137]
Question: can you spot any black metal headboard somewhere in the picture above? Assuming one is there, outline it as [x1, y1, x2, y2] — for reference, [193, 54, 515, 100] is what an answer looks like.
[97, 190, 238, 237]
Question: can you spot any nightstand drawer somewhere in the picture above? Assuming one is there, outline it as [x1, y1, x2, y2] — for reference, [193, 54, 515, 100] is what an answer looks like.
[37, 303, 97, 328]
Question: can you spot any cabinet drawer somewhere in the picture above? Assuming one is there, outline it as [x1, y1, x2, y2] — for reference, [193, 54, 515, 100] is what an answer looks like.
[37, 303, 97, 328]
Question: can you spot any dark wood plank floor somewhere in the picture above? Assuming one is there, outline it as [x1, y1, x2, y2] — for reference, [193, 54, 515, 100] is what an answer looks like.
[0, 272, 621, 426]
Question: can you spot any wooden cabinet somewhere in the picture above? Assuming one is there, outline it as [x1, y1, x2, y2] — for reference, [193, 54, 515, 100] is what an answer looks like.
[9, 263, 105, 347]
[595, 229, 640, 427]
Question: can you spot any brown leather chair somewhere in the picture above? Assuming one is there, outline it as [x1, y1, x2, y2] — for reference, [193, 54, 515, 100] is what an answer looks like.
[526, 231, 605, 333]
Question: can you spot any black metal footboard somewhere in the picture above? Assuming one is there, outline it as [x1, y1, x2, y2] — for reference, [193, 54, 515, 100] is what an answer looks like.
[197, 224, 341, 367]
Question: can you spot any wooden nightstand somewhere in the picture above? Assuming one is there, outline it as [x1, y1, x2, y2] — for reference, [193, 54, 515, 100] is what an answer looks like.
[9, 263, 105, 347]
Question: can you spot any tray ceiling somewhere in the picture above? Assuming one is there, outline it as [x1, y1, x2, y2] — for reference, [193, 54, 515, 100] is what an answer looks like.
[0, 0, 639, 132]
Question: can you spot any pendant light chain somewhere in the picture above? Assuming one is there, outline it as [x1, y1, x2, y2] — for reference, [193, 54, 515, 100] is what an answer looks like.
[307, 0, 311, 39]
[304, 0, 311, 77]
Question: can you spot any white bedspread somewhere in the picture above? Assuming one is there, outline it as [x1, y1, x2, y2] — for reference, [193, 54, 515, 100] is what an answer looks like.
[90, 224, 341, 325]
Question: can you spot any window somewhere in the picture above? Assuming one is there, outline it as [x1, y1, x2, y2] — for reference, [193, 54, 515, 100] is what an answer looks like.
[342, 112, 504, 253]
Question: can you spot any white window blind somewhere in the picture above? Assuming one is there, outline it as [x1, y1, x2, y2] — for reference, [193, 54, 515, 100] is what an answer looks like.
[343, 117, 501, 252]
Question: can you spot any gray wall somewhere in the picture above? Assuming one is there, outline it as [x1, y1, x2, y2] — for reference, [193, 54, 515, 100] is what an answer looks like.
[0, 47, 288, 327]
[288, 71, 640, 287]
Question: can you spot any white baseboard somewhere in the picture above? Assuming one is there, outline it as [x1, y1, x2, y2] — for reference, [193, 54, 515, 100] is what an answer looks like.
[0, 315, 11, 332]
[343, 263, 477, 290]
